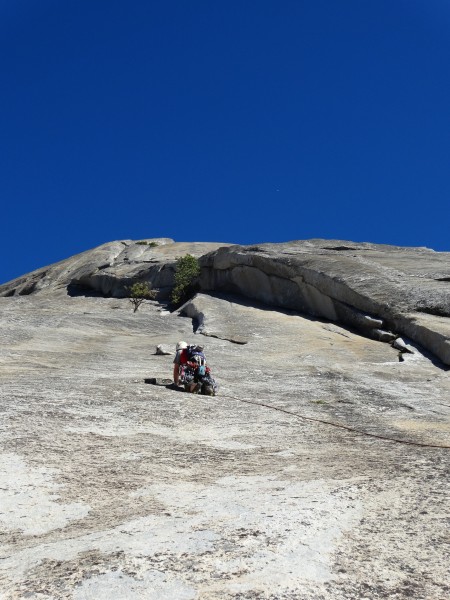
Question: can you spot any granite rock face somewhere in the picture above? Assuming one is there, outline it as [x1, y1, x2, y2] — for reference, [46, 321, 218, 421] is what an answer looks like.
[199, 240, 450, 365]
[2, 238, 449, 365]
[0, 289, 449, 599]
[0, 238, 450, 598]
[0, 239, 230, 300]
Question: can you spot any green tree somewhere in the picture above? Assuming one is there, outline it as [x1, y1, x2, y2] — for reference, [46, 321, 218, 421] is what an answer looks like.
[127, 282, 157, 313]
[171, 254, 200, 306]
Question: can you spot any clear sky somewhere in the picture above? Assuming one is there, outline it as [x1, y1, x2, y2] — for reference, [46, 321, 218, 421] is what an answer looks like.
[2, 0, 450, 283]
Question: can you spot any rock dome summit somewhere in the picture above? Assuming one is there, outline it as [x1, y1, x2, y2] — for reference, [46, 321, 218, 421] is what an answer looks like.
[0, 238, 449, 599]
[2, 238, 450, 364]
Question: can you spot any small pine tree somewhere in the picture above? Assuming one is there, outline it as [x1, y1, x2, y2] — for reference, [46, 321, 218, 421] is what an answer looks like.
[171, 254, 200, 306]
[127, 282, 156, 313]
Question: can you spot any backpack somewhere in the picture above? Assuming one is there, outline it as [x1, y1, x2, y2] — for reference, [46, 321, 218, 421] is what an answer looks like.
[186, 345, 206, 366]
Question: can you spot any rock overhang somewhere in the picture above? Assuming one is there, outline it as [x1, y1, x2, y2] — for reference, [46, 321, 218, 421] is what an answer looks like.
[1, 238, 449, 365]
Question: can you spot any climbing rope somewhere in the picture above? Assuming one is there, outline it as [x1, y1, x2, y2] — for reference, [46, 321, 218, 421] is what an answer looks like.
[220, 394, 450, 449]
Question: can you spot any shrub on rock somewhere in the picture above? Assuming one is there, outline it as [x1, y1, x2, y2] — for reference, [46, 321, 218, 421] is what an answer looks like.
[171, 254, 200, 307]
[127, 282, 156, 312]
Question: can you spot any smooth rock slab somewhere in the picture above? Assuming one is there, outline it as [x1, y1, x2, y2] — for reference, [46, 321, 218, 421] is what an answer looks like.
[0, 290, 448, 599]
[72, 570, 197, 600]
[0, 454, 90, 536]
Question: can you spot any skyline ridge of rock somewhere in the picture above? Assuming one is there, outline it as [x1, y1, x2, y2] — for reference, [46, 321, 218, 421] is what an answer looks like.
[2, 237, 449, 365]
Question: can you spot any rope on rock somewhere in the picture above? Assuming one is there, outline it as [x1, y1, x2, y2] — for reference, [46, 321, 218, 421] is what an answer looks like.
[221, 394, 450, 449]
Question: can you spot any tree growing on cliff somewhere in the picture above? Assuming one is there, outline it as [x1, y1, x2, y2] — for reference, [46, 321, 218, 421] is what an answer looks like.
[171, 254, 200, 307]
[127, 282, 156, 312]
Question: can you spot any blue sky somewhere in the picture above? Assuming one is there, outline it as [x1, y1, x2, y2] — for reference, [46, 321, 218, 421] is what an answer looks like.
[2, 0, 450, 283]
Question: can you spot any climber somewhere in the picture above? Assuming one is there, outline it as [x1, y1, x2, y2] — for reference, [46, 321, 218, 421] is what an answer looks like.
[173, 341, 218, 395]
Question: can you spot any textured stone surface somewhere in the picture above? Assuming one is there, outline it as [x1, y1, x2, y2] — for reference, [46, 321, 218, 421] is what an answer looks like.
[0, 239, 229, 300]
[0, 289, 449, 599]
[199, 240, 450, 365]
[2, 238, 449, 365]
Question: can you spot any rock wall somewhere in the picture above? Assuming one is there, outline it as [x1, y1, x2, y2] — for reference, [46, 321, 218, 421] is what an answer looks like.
[1, 290, 449, 598]
[1, 238, 449, 365]
[0, 240, 229, 300]
[199, 241, 450, 365]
